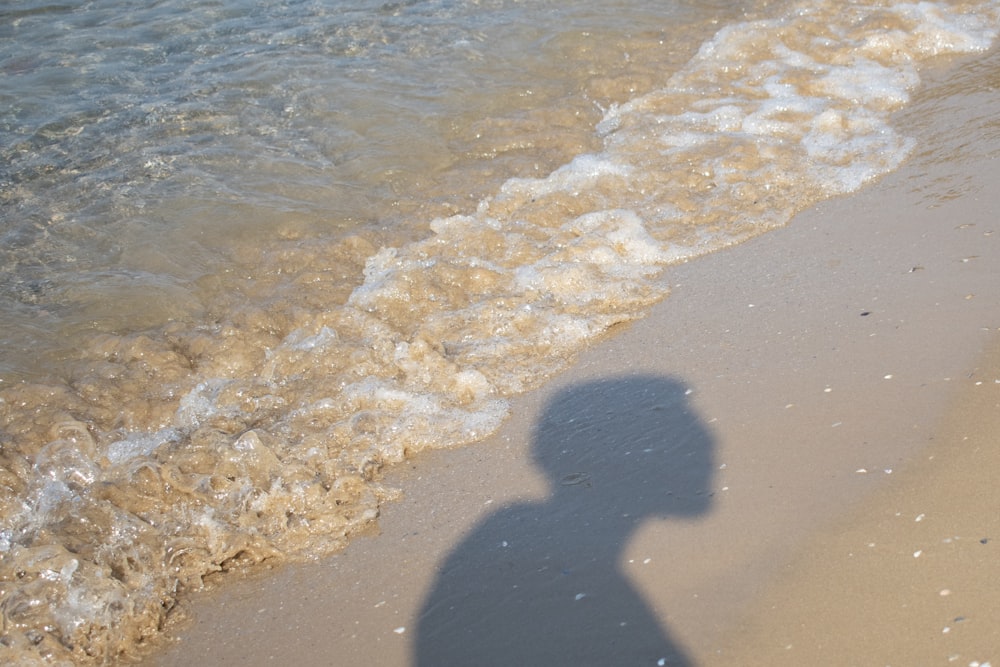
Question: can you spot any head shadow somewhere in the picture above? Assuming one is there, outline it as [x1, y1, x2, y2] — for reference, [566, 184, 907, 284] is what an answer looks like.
[532, 374, 714, 520]
[415, 374, 716, 666]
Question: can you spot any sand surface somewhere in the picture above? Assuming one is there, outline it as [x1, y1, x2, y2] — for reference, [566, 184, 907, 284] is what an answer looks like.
[714, 337, 1000, 666]
[146, 49, 1000, 666]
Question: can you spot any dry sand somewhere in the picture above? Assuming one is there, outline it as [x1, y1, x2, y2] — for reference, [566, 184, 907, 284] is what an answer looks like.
[714, 338, 1000, 666]
[146, 48, 1000, 666]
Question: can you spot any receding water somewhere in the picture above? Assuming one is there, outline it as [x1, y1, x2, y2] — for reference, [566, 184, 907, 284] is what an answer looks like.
[0, 0, 730, 379]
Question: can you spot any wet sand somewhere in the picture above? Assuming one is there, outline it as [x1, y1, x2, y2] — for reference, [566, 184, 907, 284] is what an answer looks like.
[146, 49, 1000, 666]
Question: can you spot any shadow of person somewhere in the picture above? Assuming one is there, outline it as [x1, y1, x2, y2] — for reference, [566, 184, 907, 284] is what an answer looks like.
[415, 375, 716, 666]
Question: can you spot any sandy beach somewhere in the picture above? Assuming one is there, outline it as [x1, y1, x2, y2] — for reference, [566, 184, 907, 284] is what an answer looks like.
[714, 337, 1000, 665]
[145, 47, 1000, 667]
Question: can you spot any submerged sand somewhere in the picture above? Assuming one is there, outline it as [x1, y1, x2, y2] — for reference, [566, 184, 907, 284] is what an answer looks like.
[146, 48, 1000, 666]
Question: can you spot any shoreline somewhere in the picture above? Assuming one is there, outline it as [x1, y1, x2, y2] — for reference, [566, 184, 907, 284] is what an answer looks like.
[146, 47, 1000, 666]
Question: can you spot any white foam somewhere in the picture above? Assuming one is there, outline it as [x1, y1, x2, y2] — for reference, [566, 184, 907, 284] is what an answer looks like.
[105, 428, 179, 465]
[285, 326, 338, 351]
[176, 379, 234, 430]
[498, 153, 630, 200]
[898, 1, 1000, 54]
[815, 58, 918, 108]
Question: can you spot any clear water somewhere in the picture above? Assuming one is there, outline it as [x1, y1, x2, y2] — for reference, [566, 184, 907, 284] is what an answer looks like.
[0, 0, 729, 378]
[1, 0, 998, 663]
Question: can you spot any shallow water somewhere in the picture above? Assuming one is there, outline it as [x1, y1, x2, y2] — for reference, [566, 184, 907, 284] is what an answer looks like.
[1, 0, 730, 380]
[2, 0, 999, 663]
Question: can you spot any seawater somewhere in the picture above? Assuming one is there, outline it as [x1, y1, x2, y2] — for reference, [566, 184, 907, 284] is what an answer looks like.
[1, 0, 998, 663]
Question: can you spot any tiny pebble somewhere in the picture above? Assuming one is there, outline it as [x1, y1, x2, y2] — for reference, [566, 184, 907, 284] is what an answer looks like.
[643, 558, 652, 565]
[915, 514, 925, 522]
[824, 387, 832, 393]
[942, 626, 950, 634]
[884, 374, 893, 379]
[394, 627, 406, 635]
[575, 593, 586, 601]
[658, 660, 667, 666]
[856, 468, 868, 474]
[914, 550, 923, 558]
[940, 589, 952, 596]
